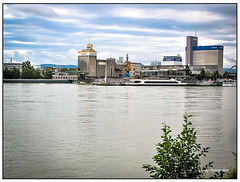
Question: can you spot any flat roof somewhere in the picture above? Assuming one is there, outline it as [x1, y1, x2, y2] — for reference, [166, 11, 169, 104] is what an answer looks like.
[193, 45, 224, 51]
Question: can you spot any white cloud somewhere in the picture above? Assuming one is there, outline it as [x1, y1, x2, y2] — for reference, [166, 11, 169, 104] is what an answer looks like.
[4, 49, 78, 65]
[52, 7, 96, 19]
[112, 7, 226, 23]
[223, 57, 236, 68]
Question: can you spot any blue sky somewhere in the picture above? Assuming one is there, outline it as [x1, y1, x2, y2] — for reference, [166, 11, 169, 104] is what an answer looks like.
[3, 3, 237, 67]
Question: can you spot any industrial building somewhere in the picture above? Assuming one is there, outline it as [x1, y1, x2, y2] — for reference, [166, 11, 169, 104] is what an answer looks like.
[129, 62, 142, 78]
[78, 44, 98, 77]
[78, 44, 131, 78]
[185, 36, 223, 75]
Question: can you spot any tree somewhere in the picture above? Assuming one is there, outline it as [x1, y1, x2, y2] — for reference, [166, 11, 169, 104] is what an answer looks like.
[185, 64, 191, 76]
[21, 61, 35, 79]
[60, 68, 68, 72]
[3, 68, 11, 79]
[205, 71, 212, 80]
[44, 69, 53, 79]
[3, 67, 20, 79]
[34, 69, 42, 79]
[200, 68, 206, 79]
[212, 70, 220, 80]
[21, 61, 42, 79]
[142, 113, 213, 179]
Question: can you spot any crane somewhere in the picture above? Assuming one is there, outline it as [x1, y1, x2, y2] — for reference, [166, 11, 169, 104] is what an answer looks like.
[224, 65, 237, 79]
[125, 54, 131, 78]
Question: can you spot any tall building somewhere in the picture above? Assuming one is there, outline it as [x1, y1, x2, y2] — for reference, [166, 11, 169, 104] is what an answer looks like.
[78, 44, 97, 77]
[185, 36, 198, 66]
[185, 36, 224, 75]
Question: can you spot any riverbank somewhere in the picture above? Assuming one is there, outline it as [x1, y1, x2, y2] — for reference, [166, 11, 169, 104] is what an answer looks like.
[3, 79, 73, 83]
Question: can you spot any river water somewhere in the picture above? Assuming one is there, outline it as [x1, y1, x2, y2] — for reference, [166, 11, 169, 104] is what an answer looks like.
[3, 83, 236, 178]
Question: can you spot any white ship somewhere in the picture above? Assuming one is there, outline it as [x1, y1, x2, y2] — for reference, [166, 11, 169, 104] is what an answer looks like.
[222, 79, 237, 87]
[125, 79, 187, 86]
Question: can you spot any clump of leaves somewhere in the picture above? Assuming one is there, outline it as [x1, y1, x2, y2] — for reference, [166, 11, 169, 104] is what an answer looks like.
[142, 113, 213, 179]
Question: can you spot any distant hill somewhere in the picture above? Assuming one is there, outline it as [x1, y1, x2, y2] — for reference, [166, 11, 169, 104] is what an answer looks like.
[223, 68, 236, 74]
[39, 64, 78, 69]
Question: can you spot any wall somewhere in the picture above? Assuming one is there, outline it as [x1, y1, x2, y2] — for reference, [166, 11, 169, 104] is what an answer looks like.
[193, 50, 223, 75]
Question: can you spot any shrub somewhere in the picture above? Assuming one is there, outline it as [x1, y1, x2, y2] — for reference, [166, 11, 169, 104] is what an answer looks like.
[142, 113, 213, 179]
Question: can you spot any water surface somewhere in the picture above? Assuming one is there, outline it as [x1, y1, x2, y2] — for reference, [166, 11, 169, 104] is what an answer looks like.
[3, 83, 236, 178]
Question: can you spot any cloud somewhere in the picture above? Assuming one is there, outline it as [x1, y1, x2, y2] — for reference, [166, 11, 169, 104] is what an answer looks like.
[3, 4, 236, 68]
[4, 49, 78, 65]
[52, 7, 96, 19]
[223, 56, 236, 68]
[9, 4, 58, 18]
[111, 7, 226, 23]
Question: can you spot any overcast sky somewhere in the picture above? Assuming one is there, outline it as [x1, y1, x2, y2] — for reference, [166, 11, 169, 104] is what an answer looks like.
[3, 3, 237, 67]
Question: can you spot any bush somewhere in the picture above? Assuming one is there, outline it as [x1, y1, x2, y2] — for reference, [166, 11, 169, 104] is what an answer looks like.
[142, 113, 213, 179]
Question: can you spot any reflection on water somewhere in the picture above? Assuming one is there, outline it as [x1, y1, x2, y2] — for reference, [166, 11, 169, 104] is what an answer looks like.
[3, 84, 236, 178]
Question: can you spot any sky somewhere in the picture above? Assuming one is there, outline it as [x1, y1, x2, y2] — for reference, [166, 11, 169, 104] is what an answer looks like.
[3, 3, 237, 67]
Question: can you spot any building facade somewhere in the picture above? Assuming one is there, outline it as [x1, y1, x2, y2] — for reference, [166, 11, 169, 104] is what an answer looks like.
[192, 45, 223, 75]
[52, 72, 79, 81]
[186, 36, 198, 66]
[141, 65, 187, 80]
[78, 44, 97, 77]
[129, 62, 141, 78]
[162, 54, 182, 65]
[185, 36, 223, 75]
[3, 63, 22, 72]
[78, 44, 129, 78]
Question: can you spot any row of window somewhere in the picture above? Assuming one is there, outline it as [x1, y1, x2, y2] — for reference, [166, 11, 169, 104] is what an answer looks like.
[54, 77, 77, 79]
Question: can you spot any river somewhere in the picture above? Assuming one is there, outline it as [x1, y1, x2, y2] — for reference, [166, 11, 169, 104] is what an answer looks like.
[3, 83, 236, 178]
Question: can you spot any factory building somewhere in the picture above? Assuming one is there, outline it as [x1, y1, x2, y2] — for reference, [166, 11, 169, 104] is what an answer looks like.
[78, 44, 127, 78]
[162, 54, 182, 65]
[185, 36, 223, 75]
[129, 62, 142, 78]
[192, 45, 223, 75]
[78, 44, 97, 77]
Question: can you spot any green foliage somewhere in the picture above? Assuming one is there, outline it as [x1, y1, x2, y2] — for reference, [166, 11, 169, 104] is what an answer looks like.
[44, 69, 53, 79]
[199, 68, 206, 80]
[60, 68, 68, 72]
[212, 70, 221, 80]
[69, 67, 78, 71]
[21, 61, 42, 79]
[142, 113, 213, 179]
[205, 71, 212, 79]
[185, 64, 191, 76]
[3, 67, 20, 79]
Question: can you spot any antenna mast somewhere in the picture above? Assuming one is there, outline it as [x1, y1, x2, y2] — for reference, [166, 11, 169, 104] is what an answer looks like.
[195, 28, 197, 37]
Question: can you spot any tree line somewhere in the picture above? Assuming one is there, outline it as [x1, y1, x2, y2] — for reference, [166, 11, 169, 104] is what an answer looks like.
[185, 64, 223, 80]
[3, 61, 52, 79]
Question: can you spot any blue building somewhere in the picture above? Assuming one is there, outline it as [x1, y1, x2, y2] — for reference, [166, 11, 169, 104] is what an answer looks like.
[162, 54, 182, 65]
[185, 36, 223, 75]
